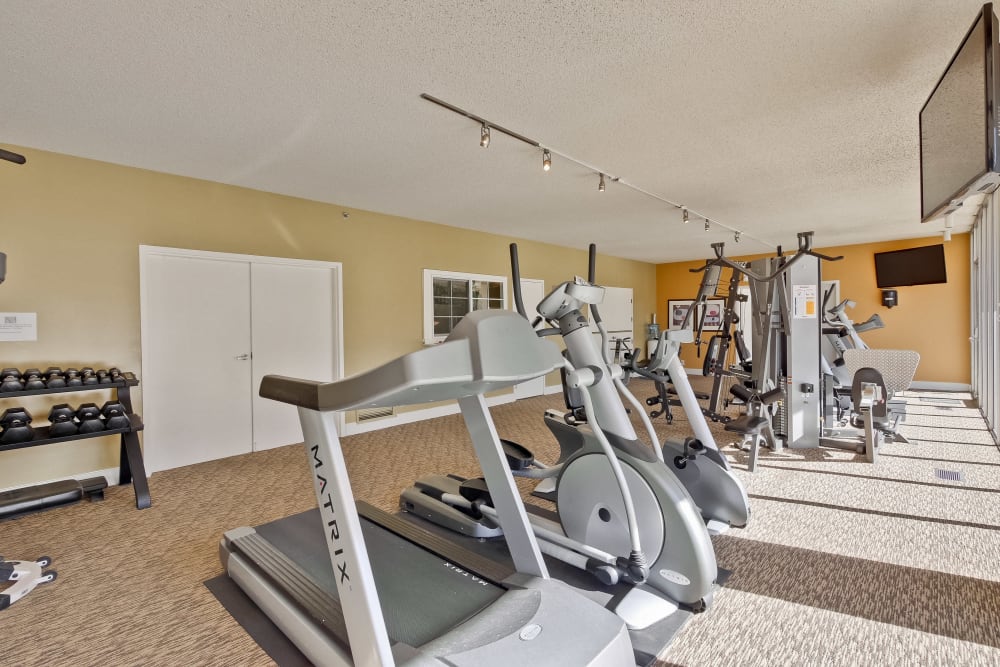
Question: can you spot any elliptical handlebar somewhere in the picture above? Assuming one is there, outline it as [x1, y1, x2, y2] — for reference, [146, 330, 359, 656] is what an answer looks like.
[690, 231, 843, 283]
[510, 243, 528, 319]
[0, 148, 27, 165]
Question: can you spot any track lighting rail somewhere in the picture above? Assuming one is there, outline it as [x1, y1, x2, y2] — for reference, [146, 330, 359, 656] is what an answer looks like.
[421, 93, 774, 250]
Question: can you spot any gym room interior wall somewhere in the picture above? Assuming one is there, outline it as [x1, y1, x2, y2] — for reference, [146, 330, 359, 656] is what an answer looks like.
[0, 146, 656, 490]
[654, 235, 972, 384]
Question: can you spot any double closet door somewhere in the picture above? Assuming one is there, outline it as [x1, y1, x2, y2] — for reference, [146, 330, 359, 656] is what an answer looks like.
[139, 247, 341, 473]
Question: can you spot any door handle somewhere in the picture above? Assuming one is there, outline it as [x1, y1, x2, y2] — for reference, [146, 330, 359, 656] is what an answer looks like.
[235, 353, 250, 361]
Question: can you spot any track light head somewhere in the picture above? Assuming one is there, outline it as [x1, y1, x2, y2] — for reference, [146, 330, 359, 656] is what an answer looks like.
[480, 123, 490, 148]
[943, 229, 952, 242]
[735, 231, 741, 243]
[682, 208, 689, 224]
[598, 173, 606, 192]
[704, 220, 710, 232]
[542, 149, 551, 172]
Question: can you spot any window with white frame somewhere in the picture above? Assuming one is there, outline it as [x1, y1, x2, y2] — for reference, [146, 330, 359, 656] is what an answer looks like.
[423, 269, 507, 344]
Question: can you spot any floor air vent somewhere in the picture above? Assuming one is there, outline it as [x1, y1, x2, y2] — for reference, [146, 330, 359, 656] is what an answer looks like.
[918, 397, 964, 405]
[357, 406, 395, 423]
[934, 468, 964, 482]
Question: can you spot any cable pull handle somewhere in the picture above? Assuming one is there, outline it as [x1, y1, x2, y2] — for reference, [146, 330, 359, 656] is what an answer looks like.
[690, 231, 843, 283]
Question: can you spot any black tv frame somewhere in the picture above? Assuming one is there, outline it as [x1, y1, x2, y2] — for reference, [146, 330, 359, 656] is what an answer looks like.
[874, 244, 948, 288]
[919, 3, 1000, 222]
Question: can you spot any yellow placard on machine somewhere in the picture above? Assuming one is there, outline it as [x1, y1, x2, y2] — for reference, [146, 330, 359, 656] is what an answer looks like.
[792, 285, 817, 319]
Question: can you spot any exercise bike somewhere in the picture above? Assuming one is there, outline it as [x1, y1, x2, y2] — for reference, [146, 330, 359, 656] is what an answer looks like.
[402, 244, 742, 626]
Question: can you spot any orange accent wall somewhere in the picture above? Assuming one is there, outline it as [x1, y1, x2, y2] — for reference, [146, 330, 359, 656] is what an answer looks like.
[654, 235, 971, 384]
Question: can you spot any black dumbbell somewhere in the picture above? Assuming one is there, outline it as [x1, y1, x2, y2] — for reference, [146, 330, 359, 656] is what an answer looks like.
[80, 368, 98, 386]
[0, 369, 22, 393]
[97, 369, 112, 384]
[64, 368, 82, 387]
[48, 404, 78, 437]
[44, 367, 66, 389]
[76, 403, 105, 433]
[0, 407, 34, 444]
[22, 369, 45, 391]
[101, 401, 130, 430]
[108, 367, 123, 383]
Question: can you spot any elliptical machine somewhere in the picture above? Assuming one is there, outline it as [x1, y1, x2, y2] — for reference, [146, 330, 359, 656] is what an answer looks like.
[403, 243, 745, 624]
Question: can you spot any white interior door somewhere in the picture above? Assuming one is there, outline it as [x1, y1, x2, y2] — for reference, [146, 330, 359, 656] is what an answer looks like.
[141, 253, 254, 472]
[250, 262, 337, 450]
[513, 279, 546, 399]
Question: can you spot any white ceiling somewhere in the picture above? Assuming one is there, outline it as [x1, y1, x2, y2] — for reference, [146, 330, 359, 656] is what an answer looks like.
[0, 1, 987, 262]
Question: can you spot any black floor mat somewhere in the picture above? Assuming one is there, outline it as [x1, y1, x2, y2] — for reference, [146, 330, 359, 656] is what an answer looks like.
[204, 574, 310, 667]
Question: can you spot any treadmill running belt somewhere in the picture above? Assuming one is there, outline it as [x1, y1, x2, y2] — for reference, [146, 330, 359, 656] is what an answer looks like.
[252, 507, 505, 649]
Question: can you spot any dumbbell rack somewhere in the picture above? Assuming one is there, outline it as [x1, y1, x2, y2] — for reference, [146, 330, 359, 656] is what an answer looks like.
[0, 372, 150, 510]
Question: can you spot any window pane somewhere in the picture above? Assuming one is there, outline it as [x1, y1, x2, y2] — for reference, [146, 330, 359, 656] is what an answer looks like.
[452, 280, 468, 299]
[433, 278, 450, 298]
[488, 282, 503, 300]
[488, 298, 503, 310]
[473, 298, 488, 311]
[452, 299, 470, 317]
[434, 317, 452, 336]
[434, 297, 451, 317]
[472, 281, 488, 299]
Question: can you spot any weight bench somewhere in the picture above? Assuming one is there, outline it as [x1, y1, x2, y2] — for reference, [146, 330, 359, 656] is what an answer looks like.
[841, 349, 920, 463]
[725, 384, 783, 472]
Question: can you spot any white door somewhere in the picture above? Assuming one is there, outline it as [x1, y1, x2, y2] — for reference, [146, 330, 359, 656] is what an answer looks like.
[513, 279, 546, 399]
[141, 254, 254, 472]
[140, 248, 342, 472]
[250, 262, 337, 450]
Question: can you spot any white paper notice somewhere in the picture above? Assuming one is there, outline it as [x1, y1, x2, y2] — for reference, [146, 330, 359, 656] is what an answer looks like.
[792, 285, 817, 319]
[0, 313, 38, 341]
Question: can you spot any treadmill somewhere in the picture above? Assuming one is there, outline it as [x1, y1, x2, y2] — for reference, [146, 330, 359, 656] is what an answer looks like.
[219, 309, 635, 666]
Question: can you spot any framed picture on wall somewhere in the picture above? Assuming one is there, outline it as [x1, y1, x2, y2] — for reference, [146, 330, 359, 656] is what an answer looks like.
[668, 299, 695, 331]
[668, 298, 727, 332]
[702, 299, 726, 331]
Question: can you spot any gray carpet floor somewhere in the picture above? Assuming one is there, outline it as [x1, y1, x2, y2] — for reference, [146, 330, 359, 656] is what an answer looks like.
[1, 379, 998, 666]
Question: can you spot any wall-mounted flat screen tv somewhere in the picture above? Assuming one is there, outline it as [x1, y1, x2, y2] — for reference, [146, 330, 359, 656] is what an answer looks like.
[920, 3, 1000, 221]
[874, 244, 948, 288]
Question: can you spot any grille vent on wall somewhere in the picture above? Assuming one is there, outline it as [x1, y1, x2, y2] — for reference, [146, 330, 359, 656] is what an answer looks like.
[357, 406, 395, 423]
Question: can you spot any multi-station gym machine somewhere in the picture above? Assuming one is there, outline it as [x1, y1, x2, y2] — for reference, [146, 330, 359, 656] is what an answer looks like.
[694, 232, 918, 470]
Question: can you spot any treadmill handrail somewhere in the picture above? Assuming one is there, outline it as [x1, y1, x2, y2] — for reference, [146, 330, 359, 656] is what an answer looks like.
[261, 310, 563, 412]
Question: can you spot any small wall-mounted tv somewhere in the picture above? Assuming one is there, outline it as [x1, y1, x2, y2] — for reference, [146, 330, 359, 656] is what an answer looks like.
[919, 3, 1000, 221]
[874, 244, 948, 288]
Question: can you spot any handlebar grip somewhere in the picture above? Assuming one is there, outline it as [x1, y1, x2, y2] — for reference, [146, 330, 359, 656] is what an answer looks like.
[510, 244, 527, 318]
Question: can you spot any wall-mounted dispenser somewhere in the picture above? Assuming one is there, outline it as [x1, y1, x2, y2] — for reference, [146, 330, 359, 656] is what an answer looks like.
[881, 289, 898, 308]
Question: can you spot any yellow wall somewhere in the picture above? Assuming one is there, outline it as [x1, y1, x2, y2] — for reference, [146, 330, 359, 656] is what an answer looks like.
[655, 236, 971, 383]
[0, 146, 656, 489]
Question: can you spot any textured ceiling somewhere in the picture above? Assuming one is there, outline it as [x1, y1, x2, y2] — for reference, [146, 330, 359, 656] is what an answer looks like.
[0, 1, 988, 262]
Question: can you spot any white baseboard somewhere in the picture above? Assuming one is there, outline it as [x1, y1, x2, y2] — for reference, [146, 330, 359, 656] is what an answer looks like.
[341, 394, 517, 436]
[0, 466, 120, 494]
[544, 384, 563, 395]
[908, 381, 972, 392]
